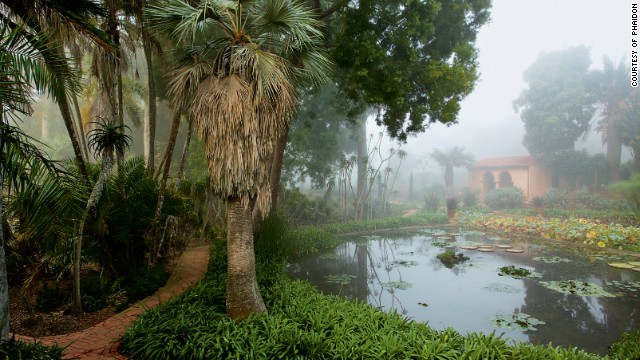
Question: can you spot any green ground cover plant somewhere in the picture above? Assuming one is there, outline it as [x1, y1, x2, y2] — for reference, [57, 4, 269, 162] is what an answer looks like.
[120, 221, 640, 359]
[462, 213, 640, 252]
[0, 339, 64, 360]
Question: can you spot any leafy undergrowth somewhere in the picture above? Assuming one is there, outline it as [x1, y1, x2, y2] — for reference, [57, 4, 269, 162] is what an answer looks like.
[0, 339, 63, 360]
[120, 245, 637, 360]
[462, 213, 640, 252]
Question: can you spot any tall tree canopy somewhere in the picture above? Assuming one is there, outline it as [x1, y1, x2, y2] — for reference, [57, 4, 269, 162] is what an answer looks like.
[430, 146, 474, 189]
[331, 0, 491, 141]
[513, 46, 596, 158]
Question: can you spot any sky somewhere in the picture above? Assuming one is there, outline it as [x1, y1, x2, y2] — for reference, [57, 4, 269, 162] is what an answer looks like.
[373, 0, 632, 168]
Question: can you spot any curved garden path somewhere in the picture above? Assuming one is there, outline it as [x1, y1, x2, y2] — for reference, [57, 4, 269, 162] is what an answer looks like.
[13, 244, 210, 359]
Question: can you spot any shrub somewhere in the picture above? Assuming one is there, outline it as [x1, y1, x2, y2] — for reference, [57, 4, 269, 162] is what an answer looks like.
[121, 265, 170, 303]
[0, 339, 63, 359]
[445, 197, 459, 211]
[609, 174, 640, 210]
[35, 282, 67, 312]
[424, 192, 441, 211]
[531, 196, 544, 207]
[484, 187, 524, 210]
[277, 188, 332, 226]
[461, 188, 479, 207]
[544, 188, 569, 209]
[254, 215, 294, 261]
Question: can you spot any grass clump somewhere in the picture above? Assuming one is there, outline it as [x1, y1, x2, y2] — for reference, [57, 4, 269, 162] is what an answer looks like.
[0, 339, 63, 360]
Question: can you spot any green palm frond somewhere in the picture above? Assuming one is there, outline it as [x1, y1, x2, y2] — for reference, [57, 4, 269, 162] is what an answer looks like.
[87, 120, 132, 159]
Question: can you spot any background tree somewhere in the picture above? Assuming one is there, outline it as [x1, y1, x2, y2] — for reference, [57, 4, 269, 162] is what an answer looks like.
[590, 56, 635, 181]
[74, 121, 131, 314]
[148, 0, 330, 320]
[0, 18, 77, 339]
[514, 46, 595, 158]
[430, 146, 474, 189]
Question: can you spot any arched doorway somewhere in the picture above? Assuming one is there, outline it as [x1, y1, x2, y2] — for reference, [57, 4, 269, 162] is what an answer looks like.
[483, 172, 495, 195]
[499, 171, 513, 188]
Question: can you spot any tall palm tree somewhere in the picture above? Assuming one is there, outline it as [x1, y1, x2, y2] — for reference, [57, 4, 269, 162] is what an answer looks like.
[0, 19, 74, 338]
[590, 56, 631, 182]
[430, 146, 474, 190]
[148, 0, 330, 319]
[74, 120, 131, 314]
[1, 0, 112, 184]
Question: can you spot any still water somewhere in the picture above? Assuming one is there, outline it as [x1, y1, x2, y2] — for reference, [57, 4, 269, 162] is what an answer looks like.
[287, 228, 640, 355]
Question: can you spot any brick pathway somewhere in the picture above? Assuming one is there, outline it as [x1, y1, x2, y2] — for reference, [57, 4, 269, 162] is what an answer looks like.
[13, 244, 210, 359]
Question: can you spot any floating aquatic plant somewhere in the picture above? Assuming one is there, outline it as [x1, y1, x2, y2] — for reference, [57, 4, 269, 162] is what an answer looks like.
[318, 253, 339, 260]
[533, 256, 571, 264]
[491, 312, 546, 331]
[436, 250, 469, 268]
[380, 281, 412, 290]
[498, 266, 542, 279]
[391, 260, 418, 267]
[324, 274, 356, 285]
[483, 283, 522, 294]
[540, 280, 615, 297]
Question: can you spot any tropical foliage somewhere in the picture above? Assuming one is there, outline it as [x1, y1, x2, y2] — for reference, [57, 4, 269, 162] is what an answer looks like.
[465, 214, 640, 252]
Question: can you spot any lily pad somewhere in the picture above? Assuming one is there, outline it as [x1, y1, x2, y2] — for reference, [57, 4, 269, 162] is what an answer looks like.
[418, 302, 429, 307]
[505, 248, 524, 253]
[498, 265, 542, 279]
[608, 262, 637, 269]
[391, 260, 418, 267]
[477, 248, 494, 252]
[628, 261, 640, 267]
[490, 312, 545, 331]
[540, 280, 616, 297]
[483, 283, 522, 294]
[324, 274, 356, 285]
[459, 246, 478, 250]
[380, 281, 412, 290]
[478, 245, 493, 249]
[533, 256, 572, 264]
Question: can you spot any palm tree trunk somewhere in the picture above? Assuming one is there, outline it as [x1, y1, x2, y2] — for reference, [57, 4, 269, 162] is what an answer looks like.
[226, 196, 266, 320]
[142, 31, 157, 176]
[74, 154, 112, 315]
[174, 119, 192, 191]
[0, 126, 9, 340]
[268, 125, 289, 214]
[150, 110, 181, 262]
[71, 92, 89, 162]
[48, 44, 89, 184]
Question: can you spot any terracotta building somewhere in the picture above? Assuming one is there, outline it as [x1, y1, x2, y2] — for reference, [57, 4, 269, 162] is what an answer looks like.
[467, 156, 555, 201]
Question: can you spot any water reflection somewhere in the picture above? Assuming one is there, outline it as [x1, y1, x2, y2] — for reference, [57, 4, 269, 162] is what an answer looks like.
[287, 229, 640, 355]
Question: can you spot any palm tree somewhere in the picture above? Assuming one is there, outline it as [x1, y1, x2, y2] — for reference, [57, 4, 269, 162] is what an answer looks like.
[1, 0, 112, 184]
[590, 56, 631, 182]
[148, 0, 330, 319]
[0, 16, 78, 340]
[74, 120, 131, 314]
[430, 146, 474, 190]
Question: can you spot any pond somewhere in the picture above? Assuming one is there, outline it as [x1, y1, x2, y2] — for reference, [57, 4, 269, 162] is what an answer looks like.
[287, 228, 640, 355]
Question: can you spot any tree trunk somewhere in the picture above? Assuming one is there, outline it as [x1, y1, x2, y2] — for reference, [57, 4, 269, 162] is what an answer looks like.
[74, 154, 112, 315]
[607, 120, 622, 182]
[142, 31, 157, 176]
[445, 165, 453, 189]
[49, 45, 89, 184]
[355, 115, 367, 220]
[174, 119, 192, 191]
[268, 126, 289, 214]
[226, 196, 266, 320]
[0, 128, 9, 340]
[71, 92, 89, 162]
[150, 110, 181, 262]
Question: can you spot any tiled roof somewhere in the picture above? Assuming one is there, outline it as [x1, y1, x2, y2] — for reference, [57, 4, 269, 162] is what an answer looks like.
[469, 156, 534, 169]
